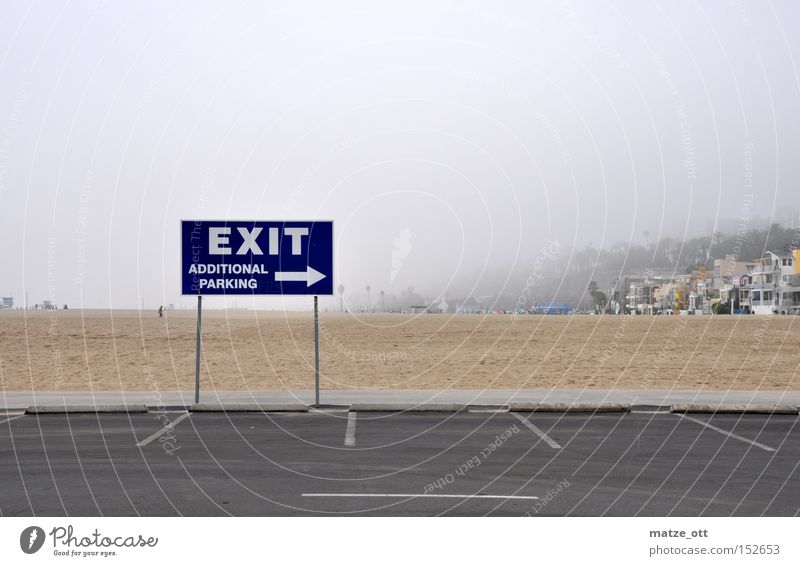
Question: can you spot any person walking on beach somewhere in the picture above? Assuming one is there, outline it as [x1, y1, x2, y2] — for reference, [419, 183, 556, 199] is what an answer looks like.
[158, 305, 164, 318]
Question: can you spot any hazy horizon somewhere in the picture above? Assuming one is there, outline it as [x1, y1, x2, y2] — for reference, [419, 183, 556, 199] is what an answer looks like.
[2, 1, 799, 310]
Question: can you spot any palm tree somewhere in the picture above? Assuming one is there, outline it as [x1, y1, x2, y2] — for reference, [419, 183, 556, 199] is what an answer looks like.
[588, 281, 607, 313]
[337, 284, 345, 312]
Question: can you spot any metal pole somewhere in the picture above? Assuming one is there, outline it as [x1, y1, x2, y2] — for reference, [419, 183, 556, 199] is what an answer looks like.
[313, 295, 320, 407]
[194, 295, 202, 405]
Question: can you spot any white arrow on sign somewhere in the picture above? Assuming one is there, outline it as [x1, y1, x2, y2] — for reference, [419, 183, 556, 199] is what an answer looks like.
[275, 266, 327, 287]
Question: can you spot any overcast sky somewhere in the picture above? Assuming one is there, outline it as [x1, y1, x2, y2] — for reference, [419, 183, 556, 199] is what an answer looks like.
[1, 1, 799, 309]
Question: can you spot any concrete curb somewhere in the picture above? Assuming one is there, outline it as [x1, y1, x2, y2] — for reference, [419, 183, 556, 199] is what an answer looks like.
[509, 402, 630, 413]
[671, 404, 799, 414]
[467, 404, 510, 413]
[309, 405, 351, 413]
[190, 403, 309, 413]
[26, 405, 148, 414]
[630, 404, 672, 413]
[146, 405, 189, 412]
[349, 403, 465, 412]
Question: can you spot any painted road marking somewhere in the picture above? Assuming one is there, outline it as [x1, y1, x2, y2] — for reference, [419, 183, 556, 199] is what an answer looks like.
[302, 493, 538, 500]
[512, 413, 562, 449]
[676, 414, 776, 452]
[136, 413, 191, 447]
[0, 414, 24, 425]
[344, 411, 357, 447]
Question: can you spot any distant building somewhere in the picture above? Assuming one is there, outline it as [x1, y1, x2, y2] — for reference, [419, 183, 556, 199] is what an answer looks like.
[741, 250, 800, 315]
[713, 254, 753, 290]
[1, 297, 13, 309]
[627, 280, 656, 314]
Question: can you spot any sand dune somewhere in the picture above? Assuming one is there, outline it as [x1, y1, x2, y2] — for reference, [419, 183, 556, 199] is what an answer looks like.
[0, 309, 798, 392]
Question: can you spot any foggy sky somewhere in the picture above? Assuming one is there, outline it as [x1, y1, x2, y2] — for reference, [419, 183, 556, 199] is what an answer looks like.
[1, 0, 799, 310]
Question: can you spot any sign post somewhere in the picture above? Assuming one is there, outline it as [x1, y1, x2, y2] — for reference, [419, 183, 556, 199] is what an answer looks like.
[194, 295, 202, 404]
[313, 295, 320, 406]
[181, 220, 333, 407]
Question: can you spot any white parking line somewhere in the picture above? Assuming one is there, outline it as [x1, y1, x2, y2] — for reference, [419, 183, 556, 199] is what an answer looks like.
[344, 411, 357, 447]
[136, 413, 191, 447]
[676, 414, 776, 452]
[512, 413, 562, 449]
[0, 414, 24, 425]
[302, 493, 538, 500]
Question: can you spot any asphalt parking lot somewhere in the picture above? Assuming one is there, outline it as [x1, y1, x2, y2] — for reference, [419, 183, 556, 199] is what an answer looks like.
[0, 409, 798, 516]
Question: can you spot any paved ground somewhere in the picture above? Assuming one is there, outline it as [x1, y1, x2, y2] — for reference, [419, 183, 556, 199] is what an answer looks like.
[1, 409, 798, 516]
[4, 389, 800, 410]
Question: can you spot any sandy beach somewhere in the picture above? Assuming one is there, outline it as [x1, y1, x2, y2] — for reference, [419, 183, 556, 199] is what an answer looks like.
[0, 309, 798, 392]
